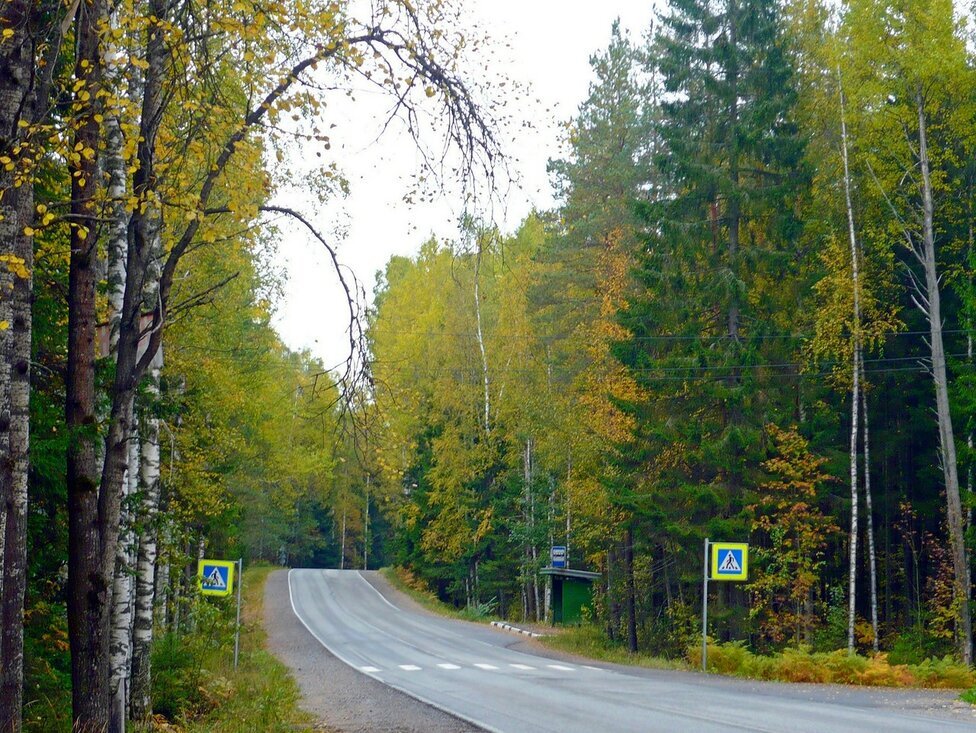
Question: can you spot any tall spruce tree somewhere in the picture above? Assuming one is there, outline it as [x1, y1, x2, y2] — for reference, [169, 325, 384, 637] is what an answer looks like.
[611, 0, 807, 640]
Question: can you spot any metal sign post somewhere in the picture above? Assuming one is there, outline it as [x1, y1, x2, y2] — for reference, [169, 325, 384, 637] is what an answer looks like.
[233, 558, 243, 670]
[702, 539, 749, 673]
[702, 538, 709, 672]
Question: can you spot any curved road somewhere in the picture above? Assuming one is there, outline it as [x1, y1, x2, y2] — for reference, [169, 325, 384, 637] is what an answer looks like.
[287, 568, 975, 733]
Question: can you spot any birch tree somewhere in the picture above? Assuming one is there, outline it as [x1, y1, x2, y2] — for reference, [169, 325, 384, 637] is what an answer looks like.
[840, 0, 974, 663]
[59, 1, 502, 725]
[0, 2, 46, 727]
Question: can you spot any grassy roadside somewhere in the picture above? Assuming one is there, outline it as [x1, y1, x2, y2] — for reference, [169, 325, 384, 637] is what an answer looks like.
[380, 567, 499, 622]
[547, 626, 976, 693]
[539, 624, 687, 671]
[141, 564, 321, 732]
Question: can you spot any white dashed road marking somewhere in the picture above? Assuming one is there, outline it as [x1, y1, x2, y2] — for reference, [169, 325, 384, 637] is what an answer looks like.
[374, 661, 582, 673]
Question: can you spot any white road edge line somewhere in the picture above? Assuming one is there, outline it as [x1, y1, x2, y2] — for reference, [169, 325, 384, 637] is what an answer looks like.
[547, 664, 575, 671]
[356, 570, 400, 611]
[287, 569, 504, 733]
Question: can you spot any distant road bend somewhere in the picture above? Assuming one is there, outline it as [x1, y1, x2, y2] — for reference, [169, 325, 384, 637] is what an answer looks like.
[287, 569, 974, 733]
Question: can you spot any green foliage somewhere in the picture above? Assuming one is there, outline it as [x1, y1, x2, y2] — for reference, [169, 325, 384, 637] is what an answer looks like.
[21, 602, 71, 733]
[888, 618, 956, 666]
[142, 566, 312, 732]
[687, 641, 974, 688]
[749, 426, 839, 648]
[541, 625, 687, 671]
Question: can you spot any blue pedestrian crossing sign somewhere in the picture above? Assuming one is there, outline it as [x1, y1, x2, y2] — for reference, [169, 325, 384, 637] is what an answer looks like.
[710, 542, 748, 581]
[198, 559, 236, 596]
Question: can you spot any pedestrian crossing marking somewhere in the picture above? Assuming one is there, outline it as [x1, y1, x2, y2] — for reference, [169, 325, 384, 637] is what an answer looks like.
[205, 566, 226, 589]
[718, 551, 741, 573]
[368, 661, 581, 673]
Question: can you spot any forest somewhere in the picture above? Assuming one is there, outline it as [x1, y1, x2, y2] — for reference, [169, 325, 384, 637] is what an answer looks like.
[368, 0, 976, 681]
[2, 0, 976, 730]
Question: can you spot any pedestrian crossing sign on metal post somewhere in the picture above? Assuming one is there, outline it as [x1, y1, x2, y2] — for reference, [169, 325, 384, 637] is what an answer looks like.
[702, 539, 749, 673]
[198, 559, 235, 597]
[710, 542, 748, 582]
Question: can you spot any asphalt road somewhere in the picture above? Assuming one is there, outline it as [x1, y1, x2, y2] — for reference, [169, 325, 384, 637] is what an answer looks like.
[287, 568, 976, 733]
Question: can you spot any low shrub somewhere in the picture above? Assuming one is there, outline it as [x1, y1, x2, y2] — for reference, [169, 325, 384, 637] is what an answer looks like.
[686, 640, 974, 689]
[909, 656, 975, 689]
[887, 620, 954, 665]
[151, 632, 209, 720]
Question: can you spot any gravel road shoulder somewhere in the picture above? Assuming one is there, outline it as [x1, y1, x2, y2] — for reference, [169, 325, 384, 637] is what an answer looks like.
[263, 568, 482, 733]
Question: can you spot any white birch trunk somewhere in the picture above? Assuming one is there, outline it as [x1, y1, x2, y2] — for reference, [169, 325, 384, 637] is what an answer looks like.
[363, 474, 370, 571]
[155, 553, 169, 630]
[473, 244, 490, 434]
[109, 434, 139, 733]
[860, 358, 879, 652]
[916, 92, 972, 664]
[130, 358, 162, 721]
[839, 70, 862, 655]
[340, 508, 346, 570]
[105, 20, 137, 728]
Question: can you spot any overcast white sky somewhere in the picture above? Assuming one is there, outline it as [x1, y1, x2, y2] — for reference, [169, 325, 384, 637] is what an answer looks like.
[271, 1, 659, 368]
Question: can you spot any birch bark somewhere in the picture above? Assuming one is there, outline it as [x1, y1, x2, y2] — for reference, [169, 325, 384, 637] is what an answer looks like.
[838, 70, 861, 655]
[473, 242, 490, 434]
[0, 3, 39, 726]
[860, 358, 879, 652]
[130, 357, 162, 721]
[105, 25, 136, 728]
[916, 91, 972, 664]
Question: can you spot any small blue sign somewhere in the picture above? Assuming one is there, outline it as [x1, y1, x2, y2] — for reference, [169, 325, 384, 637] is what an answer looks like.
[714, 547, 746, 579]
[551, 546, 567, 568]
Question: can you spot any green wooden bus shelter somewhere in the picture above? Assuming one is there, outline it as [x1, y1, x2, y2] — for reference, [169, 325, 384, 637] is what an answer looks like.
[540, 567, 601, 624]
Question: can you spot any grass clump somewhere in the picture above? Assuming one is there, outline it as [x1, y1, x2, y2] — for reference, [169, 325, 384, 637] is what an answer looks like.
[380, 566, 499, 622]
[687, 640, 974, 689]
[540, 625, 687, 671]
